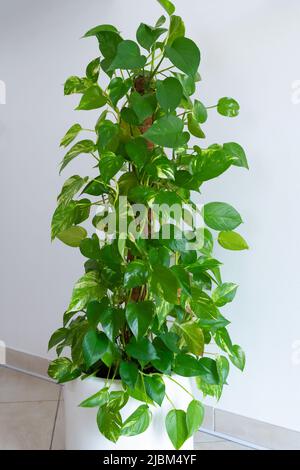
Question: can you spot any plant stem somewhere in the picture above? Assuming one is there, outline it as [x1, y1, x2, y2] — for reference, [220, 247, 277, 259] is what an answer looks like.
[150, 56, 165, 79]
[165, 393, 176, 408]
[157, 66, 175, 75]
[166, 375, 195, 399]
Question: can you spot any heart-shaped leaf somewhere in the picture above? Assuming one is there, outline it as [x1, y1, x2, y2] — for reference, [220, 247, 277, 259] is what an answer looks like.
[109, 40, 147, 70]
[165, 37, 200, 76]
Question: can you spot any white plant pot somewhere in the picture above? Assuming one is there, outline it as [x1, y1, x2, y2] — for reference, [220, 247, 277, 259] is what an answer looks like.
[64, 375, 194, 450]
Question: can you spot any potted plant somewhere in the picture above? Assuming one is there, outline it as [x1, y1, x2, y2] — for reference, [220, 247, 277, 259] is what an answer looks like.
[48, 0, 249, 450]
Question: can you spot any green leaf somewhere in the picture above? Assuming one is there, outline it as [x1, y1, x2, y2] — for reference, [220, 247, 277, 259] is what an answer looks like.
[154, 189, 182, 206]
[108, 391, 129, 411]
[96, 29, 123, 74]
[149, 246, 171, 268]
[48, 328, 68, 351]
[60, 124, 82, 147]
[82, 177, 109, 197]
[60, 140, 95, 173]
[166, 409, 188, 450]
[196, 377, 223, 401]
[156, 15, 167, 27]
[80, 235, 101, 259]
[64, 76, 92, 95]
[99, 152, 124, 183]
[79, 387, 109, 408]
[204, 202, 242, 231]
[178, 321, 204, 356]
[119, 361, 139, 389]
[97, 121, 119, 153]
[145, 156, 175, 180]
[76, 85, 107, 110]
[216, 355, 230, 384]
[212, 282, 238, 307]
[193, 100, 207, 124]
[165, 37, 200, 76]
[97, 404, 122, 443]
[174, 72, 195, 98]
[127, 374, 152, 403]
[171, 265, 191, 296]
[57, 226, 87, 247]
[215, 328, 233, 355]
[109, 40, 147, 70]
[129, 92, 156, 124]
[57, 176, 89, 207]
[99, 306, 126, 342]
[121, 107, 139, 125]
[74, 197, 91, 223]
[126, 337, 158, 363]
[186, 400, 204, 437]
[156, 0, 176, 16]
[144, 115, 187, 148]
[86, 299, 105, 328]
[174, 353, 201, 377]
[124, 261, 150, 289]
[75, 198, 90, 223]
[217, 97, 240, 117]
[126, 301, 155, 340]
[136, 23, 167, 51]
[128, 186, 155, 204]
[151, 338, 174, 374]
[191, 148, 231, 181]
[86, 57, 100, 82]
[198, 357, 220, 385]
[187, 114, 205, 138]
[160, 332, 180, 353]
[151, 265, 180, 304]
[121, 405, 151, 437]
[223, 142, 249, 169]
[108, 77, 131, 106]
[144, 375, 165, 405]
[84, 24, 119, 38]
[126, 137, 150, 169]
[51, 201, 77, 240]
[82, 330, 109, 368]
[167, 15, 185, 46]
[157, 77, 183, 113]
[229, 345, 246, 371]
[48, 358, 80, 383]
[218, 231, 249, 251]
[67, 271, 105, 313]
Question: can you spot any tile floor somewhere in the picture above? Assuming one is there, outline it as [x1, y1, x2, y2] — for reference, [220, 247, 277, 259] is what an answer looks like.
[0, 366, 253, 451]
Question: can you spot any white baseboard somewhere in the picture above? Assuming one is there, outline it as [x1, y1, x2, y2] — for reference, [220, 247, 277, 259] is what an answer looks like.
[4, 347, 300, 450]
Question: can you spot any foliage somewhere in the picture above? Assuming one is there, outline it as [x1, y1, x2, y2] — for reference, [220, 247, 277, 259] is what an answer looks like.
[48, 0, 248, 449]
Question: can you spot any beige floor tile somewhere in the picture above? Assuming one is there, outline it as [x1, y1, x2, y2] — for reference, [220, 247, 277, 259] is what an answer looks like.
[0, 367, 60, 402]
[195, 440, 253, 451]
[195, 431, 225, 443]
[0, 401, 57, 450]
[51, 400, 65, 450]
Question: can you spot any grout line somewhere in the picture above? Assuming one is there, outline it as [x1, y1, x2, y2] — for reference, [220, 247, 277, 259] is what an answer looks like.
[2, 364, 55, 384]
[49, 387, 62, 450]
[200, 428, 267, 450]
[0, 400, 59, 404]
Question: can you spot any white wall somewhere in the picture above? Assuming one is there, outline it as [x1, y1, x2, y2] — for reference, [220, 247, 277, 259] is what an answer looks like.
[1, 0, 299, 431]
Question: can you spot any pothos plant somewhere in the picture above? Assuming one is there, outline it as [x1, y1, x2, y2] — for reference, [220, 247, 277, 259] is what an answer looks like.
[48, 0, 248, 450]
